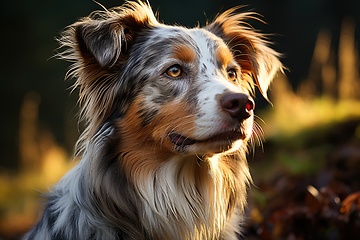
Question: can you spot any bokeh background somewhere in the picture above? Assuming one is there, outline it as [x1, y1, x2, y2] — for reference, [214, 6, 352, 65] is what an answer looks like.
[1, 0, 360, 239]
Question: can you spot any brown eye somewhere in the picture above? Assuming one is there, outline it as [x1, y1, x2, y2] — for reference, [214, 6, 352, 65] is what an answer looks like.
[166, 65, 182, 78]
[227, 69, 237, 82]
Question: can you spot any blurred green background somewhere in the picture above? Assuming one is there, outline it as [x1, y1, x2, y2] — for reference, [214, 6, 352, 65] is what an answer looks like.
[1, 0, 360, 239]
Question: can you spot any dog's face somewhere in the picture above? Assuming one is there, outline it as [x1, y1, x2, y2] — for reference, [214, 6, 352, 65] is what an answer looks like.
[64, 2, 282, 156]
[122, 27, 255, 155]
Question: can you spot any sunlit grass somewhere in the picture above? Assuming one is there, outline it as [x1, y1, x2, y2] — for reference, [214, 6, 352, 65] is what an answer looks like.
[262, 77, 360, 138]
[0, 159, 76, 238]
[0, 92, 77, 238]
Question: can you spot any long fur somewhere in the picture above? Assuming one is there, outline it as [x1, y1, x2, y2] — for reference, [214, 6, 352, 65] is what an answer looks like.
[24, 1, 282, 239]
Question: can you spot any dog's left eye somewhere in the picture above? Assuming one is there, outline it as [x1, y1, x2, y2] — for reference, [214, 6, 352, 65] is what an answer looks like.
[227, 69, 237, 82]
[166, 65, 183, 78]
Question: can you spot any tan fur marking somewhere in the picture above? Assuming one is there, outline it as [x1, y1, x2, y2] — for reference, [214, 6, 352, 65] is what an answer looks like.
[171, 44, 197, 63]
[151, 100, 196, 145]
[118, 96, 195, 179]
[216, 46, 234, 67]
[117, 100, 171, 177]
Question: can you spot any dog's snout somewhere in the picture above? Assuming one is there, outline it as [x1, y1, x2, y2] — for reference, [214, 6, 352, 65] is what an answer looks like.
[220, 93, 255, 120]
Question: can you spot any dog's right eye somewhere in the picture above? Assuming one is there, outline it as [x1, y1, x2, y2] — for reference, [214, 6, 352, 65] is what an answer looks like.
[166, 65, 182, 78]
[227, 69, 237, 82]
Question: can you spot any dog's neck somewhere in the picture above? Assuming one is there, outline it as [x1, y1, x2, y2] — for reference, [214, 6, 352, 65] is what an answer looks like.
[78, 120, 251, 239]
[115, 127, 249, 239]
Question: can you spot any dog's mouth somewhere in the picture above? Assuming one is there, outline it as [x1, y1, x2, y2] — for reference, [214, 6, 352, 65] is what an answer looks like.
[168, 130, 245, 148]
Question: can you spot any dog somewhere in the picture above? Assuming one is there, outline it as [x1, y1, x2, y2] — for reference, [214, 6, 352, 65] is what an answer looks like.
[24, 1, 282, 239]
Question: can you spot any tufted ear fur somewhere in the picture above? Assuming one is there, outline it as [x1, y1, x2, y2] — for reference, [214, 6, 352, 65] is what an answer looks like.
[75, 19, 125, 67]
[72, 2, 158, 68]
[57, 1, 159, 149]
[206, 9, 283, 100]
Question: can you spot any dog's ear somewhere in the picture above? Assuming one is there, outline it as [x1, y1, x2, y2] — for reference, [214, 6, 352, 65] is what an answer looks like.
[75, 20, 124, 67]
[57, 2, 159, 139]
[70, 2, 158, 68]
[206, 10, 283, 100]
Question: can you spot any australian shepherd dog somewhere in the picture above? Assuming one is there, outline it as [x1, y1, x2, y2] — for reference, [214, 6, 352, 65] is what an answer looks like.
[24, 1, 282, 239]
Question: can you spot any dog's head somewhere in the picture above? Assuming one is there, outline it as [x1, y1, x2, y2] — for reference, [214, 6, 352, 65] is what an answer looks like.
[60, 1, 282, 156]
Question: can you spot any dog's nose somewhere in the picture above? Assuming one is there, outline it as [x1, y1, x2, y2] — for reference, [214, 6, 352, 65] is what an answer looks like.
[220, 93, 255, 120]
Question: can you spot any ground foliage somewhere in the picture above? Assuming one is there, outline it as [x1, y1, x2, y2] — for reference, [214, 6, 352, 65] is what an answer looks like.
[244, 118, 360, 240]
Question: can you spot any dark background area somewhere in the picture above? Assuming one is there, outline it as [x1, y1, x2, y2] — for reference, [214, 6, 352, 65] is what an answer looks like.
[1, 0, 359, 170]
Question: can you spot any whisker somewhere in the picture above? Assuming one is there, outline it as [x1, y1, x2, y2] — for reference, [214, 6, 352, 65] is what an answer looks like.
[254, 115, 266, 125]
[252, 119, 265, 152]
